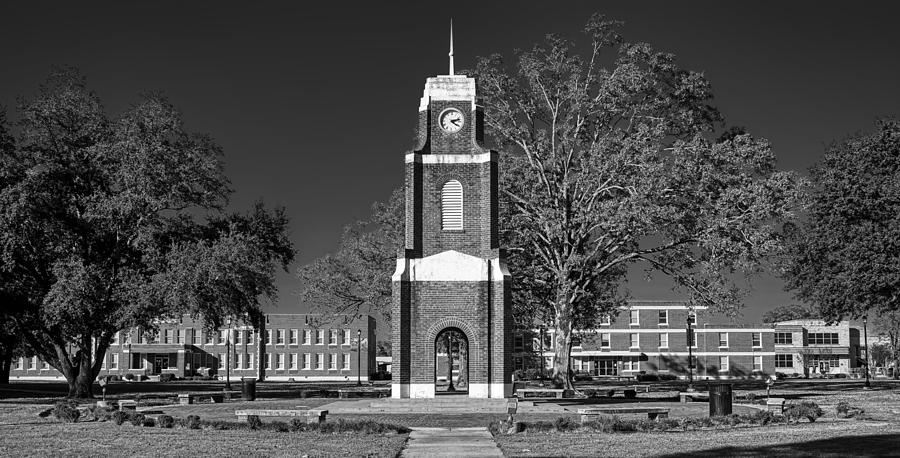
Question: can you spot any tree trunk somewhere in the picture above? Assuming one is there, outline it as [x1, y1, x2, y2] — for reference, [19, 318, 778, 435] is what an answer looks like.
[894, 354, 899, 381]
[457, 338, 468, 387]
[551, 324, 575, 391]
[0, 346, 11, 384]
[445, 333, 455, 392]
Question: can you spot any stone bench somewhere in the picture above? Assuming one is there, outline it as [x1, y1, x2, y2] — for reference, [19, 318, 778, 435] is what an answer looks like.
[117, 399, 138, 410]
[516, 388, 565, 399]
[235, 409, 328, 425]
[766, 398, 785, 413]
[179, 393, 224, 404]
[679, 392, 709, 403]
[577, 407, 670, 423]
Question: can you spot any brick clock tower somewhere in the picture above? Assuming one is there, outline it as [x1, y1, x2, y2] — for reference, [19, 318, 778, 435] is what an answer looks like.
[391, 32, 513, 399]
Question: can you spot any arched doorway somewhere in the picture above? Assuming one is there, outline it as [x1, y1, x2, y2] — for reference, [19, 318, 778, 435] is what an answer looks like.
[434, 328, 469, 395]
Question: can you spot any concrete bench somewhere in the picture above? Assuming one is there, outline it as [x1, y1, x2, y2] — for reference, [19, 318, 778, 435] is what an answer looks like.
[516, 388, 565, 399]
[182, 393, 225, 404]
[766, 398, 785, 413]
[235, 409, 328, 425]
[679, 392, 709, 403]
[117, 399, 138, 411]
[577, 407, 670, 423]
[632, 385, 651, 393]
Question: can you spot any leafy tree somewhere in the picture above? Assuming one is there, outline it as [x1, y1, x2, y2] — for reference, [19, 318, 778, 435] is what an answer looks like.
[762, 304, 820, 323]
[0, 69, 295, 397]
[471, 15, 802, 390]
[297, 189, 402, 321]
[375, 340, 392, 357]
[783, 119, 899, 321]
[869, 342, 891, 369]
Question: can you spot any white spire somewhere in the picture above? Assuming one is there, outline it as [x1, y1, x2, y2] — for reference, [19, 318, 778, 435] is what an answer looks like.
[449, 19, 454, 76]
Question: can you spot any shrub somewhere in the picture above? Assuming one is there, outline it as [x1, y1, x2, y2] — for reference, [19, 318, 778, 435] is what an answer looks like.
[129, 413, 145, 426]
[52, 400, 81, 423]
[159, 374, 175, 382]
[112, 411, 129, 425]
[573, 372, 593, 382]
[142, 417, 156, 427]
[624, 389, 637, 399]
[290, 418, 306, 432]
[157, 415, 175, 428]
[553, 416, 576, 432]
[270, 421, 290, 432]
[123, 373, 135, 381]
[836, 401, 865, 419]
[658, 374, 678, 381]
[524, 368, 544, 381]
[187, 415, 201, 429]
[246, 415, 262, 430]
[748, 410, 777, 425]
[785, 401, 824, 423]
[636, 374, 659, 382]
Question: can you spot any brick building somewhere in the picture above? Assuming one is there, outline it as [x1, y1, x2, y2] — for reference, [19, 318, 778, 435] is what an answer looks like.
[9, 314, 376, 382]
[772, 320, 861, 376]
[391, 45, 513, 399]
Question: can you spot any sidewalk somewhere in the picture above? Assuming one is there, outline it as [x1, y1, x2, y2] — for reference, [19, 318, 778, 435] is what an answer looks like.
[400, 427, 502, 458]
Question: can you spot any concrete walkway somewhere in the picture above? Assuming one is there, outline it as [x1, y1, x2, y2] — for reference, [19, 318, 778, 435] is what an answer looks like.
[400, 427, 503, 457]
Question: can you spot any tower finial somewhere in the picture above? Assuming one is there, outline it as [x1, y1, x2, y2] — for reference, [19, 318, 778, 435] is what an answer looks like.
[449, 19, 454, 76]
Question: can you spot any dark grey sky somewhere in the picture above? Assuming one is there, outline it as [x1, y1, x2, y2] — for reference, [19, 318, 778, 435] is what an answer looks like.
[2, 1, 898, 323]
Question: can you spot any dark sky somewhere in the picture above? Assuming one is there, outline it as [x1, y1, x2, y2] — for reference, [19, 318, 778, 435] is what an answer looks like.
[2, 1, 898, 324]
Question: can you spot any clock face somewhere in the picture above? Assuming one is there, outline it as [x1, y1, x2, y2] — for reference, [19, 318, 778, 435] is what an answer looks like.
[439, 108, 464, 133]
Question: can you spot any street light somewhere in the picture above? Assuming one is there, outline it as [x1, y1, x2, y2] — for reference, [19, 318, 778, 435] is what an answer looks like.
[686, 314, 695, 392]
[225, 321, 232, 391]
[863, 316, 871, 389]
[356, 329, 362, 386]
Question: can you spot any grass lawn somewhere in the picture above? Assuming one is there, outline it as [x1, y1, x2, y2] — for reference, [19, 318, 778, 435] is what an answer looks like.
[496, 420, 900, 457]
[0, 421, 408, 458]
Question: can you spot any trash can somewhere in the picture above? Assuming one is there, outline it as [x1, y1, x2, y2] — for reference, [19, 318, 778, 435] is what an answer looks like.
[242, 378, 257, 401]
[708, 383, 733, 416]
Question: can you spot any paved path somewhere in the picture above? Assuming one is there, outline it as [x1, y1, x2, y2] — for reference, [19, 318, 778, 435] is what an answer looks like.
[400, 427, 503, 457]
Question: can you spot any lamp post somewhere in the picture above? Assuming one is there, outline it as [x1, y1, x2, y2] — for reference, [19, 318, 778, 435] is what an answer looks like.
[686, 315, 695, 392]
[225, 322, 232, 391]
[539, 326, 546, 385]
[863, 316, 871, 389]
[357, 329, 362, 386]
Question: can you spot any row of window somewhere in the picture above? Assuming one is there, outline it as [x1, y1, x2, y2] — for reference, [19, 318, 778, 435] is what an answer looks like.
[108, 328, 357, 347]
[584, 332, 762, 349]
[568, 355, 764, 373]
[774, 332, 839, 345]
[612, 310, 698, 327]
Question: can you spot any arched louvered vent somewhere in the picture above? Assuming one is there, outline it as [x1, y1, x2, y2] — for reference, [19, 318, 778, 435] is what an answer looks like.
[441, 180, 463, 230]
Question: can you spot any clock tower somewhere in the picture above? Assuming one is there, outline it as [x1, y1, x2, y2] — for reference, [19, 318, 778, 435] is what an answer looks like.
[391, 27, 513, 399]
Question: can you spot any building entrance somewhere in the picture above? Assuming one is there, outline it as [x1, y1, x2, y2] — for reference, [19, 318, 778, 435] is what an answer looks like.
[153, 355, 169, 375]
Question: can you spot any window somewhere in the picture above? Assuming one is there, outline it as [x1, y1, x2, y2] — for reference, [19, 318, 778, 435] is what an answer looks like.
[659, 333, 669, 349]
[718, 333, 729, 348]
[719, 356, 729, 372]
[629, 333, 639, 348]
[101, 355, 107, 370]
[177, 329, 186, 344]
[235, 353, 243, 369]
[234, 330, 244, 345]
[164, 329, 174, 344]
[220, 329, 229, 344]
[276, 329, 285, 345]
[290, 329, 298, 345]
[131, 353, 142, 370]
[600, 333, 610, 348]
[441, 180, 463, 230]
[343, 353, 351, 370]
[192, 329, 201, 345]
[658, 310, 668, 325]
[276, 353, 285, 370]
[112, 332, 120, 345]
[14, 357, 23, 370]
[302, 329, 312, 345]
[774, 332, 792, 345]
[110, 354, 119, 370]
[265, 329, 272, 345]
[247, 329, 255, 345]
[42, 360, 49, 370]
[329, 353, 337, 370]
[303, 353, 311, 370]
[28, 356, 37, 370]
[315, 353, 324, 370]
[629, 310, 640, 325]
[622, 359, 640, 371]
[514, 333, 524, 351]
[316, 329, 325, 345]
[809, 333, 839, 345]
[205, 331, 214, 345]
[752, 332, 762, 348]
[329, 330, 338, 345]
[265, 353, 272, 370]
[248, 354, 255, 370]
[600, 315, 611, 326]
[753, 355, 763, 372]
[343, 329, 351, 344]
[219, 354, 227, 369]
[290, 353, 298, 370]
